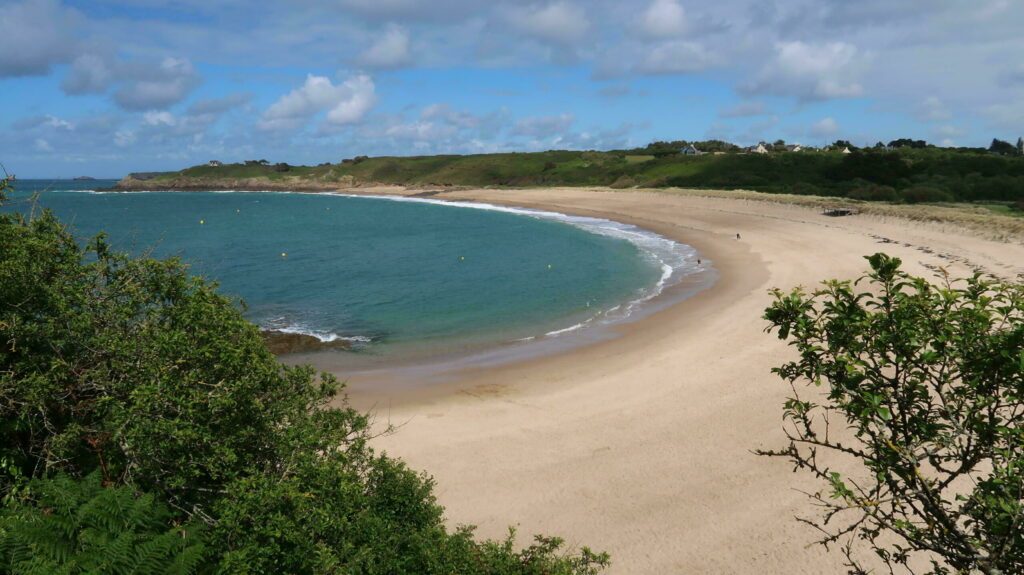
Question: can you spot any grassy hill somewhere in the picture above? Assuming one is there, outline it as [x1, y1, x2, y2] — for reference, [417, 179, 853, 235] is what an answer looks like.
[120, 147, 1024, 206]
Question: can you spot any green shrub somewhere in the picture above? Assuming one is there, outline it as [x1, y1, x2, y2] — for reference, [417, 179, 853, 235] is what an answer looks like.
[847, 183, 899, 202]
[0, 472, 208, 575]
[762, 254, 1024, 574]
[0, 179, 608, 574]
[900, 185, 954, 203]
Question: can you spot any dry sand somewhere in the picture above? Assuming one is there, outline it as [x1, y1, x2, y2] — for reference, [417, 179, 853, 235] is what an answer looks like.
[338, 187, 1024, 574]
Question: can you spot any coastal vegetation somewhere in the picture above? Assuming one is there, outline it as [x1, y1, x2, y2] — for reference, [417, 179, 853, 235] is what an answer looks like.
[0, 176, 608, 575]
[762, 254, 1024, 574]
[121, 141, 1024, 208]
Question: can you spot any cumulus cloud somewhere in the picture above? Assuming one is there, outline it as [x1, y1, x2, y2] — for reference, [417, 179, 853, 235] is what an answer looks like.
[62, 53, 113, 94]
[12, 114, 75, 131]
[745, 41, 865, 101]
[358, 25, 413, 69]
[997, 65, 1024, 87]
[639, 40, 715, 74]
[114, 130, 136, 147]
[144, 111, 177, 127]
[187, 93, 252, 117]
[809, 117, 840, 139]
[113, 57, 201, 111]
[334, 0, 483, 22]
[637, 0, 687, 38]
[917, 96, 951, 122]
[511, 113, 574, 138]
[508, 2, 589, 46]
[260, 74, 376, 132]
[933, 124, 965, 139]
[0, 0, 80, 77]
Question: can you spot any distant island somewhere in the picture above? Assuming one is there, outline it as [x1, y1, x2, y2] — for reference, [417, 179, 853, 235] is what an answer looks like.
[114, 138, 1024, 209]
[73, 176, 96, 181]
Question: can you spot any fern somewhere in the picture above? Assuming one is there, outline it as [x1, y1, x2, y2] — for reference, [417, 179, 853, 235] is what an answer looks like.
[0, 473, 208, 575]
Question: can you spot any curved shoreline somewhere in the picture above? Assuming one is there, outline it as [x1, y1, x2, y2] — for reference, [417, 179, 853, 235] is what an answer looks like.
[66, 187, 713, 376]
[342, 187, 1024, 574]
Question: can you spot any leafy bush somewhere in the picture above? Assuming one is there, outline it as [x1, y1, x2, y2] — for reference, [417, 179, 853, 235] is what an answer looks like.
[0, 472, 208, 575]
[900, 185, 954, 203]
[847, 183, 899, 202]
[0, 179, 608, 574]
[761, 254, 1024, 574]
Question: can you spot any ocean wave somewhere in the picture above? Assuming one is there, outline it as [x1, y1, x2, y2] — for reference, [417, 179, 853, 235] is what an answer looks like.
[264, 322, 372, 344]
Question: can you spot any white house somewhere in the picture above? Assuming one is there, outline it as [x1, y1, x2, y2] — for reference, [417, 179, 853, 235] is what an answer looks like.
[785, 144, 803, 152]
[746, 143, 770, 154]
[841, 147, 852, 154]
[681, 145, 703, 156]
[208, 160, 223, 167]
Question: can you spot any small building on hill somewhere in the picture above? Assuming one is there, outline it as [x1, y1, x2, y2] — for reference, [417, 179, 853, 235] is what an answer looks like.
[841, 147, 852, 154]
[208, 160, 223, 167]
[746, 143, 770, 154]
[785, 144, 803, 152]
[681, 145, 703, 156]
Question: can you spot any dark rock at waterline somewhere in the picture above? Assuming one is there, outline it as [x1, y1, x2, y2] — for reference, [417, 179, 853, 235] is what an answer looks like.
[261, 330, 351, 355]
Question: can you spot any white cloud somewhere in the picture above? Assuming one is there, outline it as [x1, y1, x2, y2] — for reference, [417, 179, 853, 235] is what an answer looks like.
[511, 113, 574, 138]
[144, 111, 177, 127]
[187, 93, 251, 117]
[113, 57, 201, 111]
[809, 117, 840, 138]
[509, 2, 589, 46]
[0, 0, 80, 77]
[325, 75, 377, 125]
[421, 104, 483, 129]
[114, 130, 136, 147]
[639, 40, 714, 74]
[638, 0, 686, 38]
[933, 125, 965, 139]
[745, 41, 865, 101]
[918, 96, 951, 122]
[358, 25, 412, 69]
[62, 53, 113, 94]
[983, 103, 1024, 127]
[34, 138, 53, 152]
[260, 73, 377, 131]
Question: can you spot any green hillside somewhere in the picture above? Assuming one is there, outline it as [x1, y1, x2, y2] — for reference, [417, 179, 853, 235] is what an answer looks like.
[131, 146, 1024, 205]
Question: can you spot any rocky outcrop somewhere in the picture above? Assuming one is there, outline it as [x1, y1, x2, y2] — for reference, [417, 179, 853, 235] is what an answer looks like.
[261, 330, 353, 355]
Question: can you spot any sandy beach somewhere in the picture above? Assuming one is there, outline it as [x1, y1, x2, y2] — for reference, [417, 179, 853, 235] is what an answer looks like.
[338, 187, 1024, 574]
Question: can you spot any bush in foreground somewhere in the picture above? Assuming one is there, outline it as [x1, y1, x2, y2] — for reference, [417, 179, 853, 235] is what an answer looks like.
[0, 177, 608, 574]
[762, 253, 1024, 574]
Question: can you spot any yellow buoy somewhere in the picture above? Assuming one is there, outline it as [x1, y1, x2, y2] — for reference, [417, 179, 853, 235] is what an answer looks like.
[281, 252, 287, 258]
[199, 219, 205, 225]
[547, 264, 553, 269]
[459, 256, 465, 261]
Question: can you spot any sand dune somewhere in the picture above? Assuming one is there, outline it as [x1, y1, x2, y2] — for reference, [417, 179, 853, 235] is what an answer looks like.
[342, 188, 1024, 574]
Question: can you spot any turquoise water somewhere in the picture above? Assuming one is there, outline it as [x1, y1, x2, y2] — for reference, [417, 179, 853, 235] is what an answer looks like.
[4, 180, 701, 361]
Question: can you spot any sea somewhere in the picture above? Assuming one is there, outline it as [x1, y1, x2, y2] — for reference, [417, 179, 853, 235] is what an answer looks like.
[3, 179, 709, 369]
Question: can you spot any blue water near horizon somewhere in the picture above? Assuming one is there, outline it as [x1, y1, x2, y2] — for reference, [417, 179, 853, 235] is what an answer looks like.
[4, 179, 703, 362]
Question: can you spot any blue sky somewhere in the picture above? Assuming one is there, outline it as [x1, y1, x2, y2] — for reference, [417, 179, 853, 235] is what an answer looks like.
[2, 0, 1023, 177]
